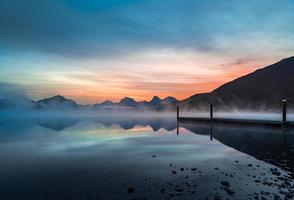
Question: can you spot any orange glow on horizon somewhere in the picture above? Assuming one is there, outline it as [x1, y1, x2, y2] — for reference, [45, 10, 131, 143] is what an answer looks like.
[26, 52, 277, 104]
[29, 66, 256, 104]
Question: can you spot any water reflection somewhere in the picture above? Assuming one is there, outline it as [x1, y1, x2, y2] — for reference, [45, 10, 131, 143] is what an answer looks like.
[1, 115, 294, 199]
[180, 121, 294, 172]
[34, 116, 178, 132]
[2, 116, 294, 173]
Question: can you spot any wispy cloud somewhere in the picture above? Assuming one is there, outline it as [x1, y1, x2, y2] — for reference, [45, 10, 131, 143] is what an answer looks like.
[1, 0, 294, 103]
[1, 0, 294, 57]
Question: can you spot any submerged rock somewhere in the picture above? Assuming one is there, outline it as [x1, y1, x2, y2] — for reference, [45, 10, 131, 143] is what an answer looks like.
[174, 188, 183, 192]
[220, 181, 230, 187]
[225, 188, 235, 195]
[127, 187, 134, 193]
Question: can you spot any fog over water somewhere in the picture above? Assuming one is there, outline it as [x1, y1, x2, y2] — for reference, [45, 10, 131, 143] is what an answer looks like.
[1, 82, 294, 122]
[1, 109, 294, 122]
[181, 111, 294, 121]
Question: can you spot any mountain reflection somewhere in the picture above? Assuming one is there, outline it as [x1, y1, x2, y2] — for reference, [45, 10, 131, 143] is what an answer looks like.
[44, 117, 176, 132]
[12, 116, 178, 132]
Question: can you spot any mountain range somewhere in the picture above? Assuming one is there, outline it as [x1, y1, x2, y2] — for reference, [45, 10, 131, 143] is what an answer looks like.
[0, 94, 178, 111]
[1, 56, 294, 111]
[94, 96, 177, 111]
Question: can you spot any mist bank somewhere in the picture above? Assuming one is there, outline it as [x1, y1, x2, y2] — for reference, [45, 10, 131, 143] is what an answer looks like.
[180, 110, 294, 121]
[2, 93, 293, 114]
[0, 110, 178, 119]
[1, 92, 294, 122]
[1, 108, 294, 123]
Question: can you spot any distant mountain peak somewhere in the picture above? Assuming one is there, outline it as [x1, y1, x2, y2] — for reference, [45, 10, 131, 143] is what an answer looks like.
[120, 96, 136, 103]
[119, 96, 138, 107]
[37, 95, 78, 110]
[52, 95, 66, 100]
[162, 96, 177, 103]
[99, 100, 114, 106]
[151, 95, 160, 100]
[150, 96, 161, 103]
[101, 100, 113, 104]
[38, 95, 67, 102]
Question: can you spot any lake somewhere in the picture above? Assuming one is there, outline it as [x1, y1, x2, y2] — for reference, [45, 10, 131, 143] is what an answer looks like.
[0, 114, 294, 200]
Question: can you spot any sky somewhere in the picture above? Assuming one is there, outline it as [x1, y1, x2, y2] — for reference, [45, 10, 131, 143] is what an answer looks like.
[0, 0, 294, 104]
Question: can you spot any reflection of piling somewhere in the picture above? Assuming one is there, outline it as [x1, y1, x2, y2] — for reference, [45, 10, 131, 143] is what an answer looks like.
[209, 123, 213, 141]
[282, 99, 287, 124]
[210, 104, 213, 122]
[209, 104, 213, 140]
[176, 105, 179, 135]
[282, 124, 287, 146]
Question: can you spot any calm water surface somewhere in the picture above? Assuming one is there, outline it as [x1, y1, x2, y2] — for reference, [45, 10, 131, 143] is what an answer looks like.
[0, 114, 294, 200]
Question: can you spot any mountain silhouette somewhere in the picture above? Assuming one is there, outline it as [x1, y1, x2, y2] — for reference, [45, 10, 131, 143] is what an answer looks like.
[149, 96, 161, 106]
[94, 95, 178, 110]
[138, 96, 178, 109]
[119, 97, 139, 107]
[99, 100, 114, 106]
[37, 95, 79, 110]
[162, 96, 177, 104]
[181, 56, 294, 110]
[1, 95, 178, 111]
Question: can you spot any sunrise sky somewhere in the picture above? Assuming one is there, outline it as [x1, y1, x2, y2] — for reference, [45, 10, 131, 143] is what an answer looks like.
[1, 0, 294, 103]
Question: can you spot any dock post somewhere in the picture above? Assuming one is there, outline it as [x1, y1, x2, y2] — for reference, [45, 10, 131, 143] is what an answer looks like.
[210, 104, 213, 122]
[282, 99, 287, 124]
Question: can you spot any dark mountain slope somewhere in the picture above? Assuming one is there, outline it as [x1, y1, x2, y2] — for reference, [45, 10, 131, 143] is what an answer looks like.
[181, 56, 294, 110]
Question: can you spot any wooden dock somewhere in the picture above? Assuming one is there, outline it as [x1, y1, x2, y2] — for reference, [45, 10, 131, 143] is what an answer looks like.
[178, 116, 294, 127]
[177, 99, 294, 127]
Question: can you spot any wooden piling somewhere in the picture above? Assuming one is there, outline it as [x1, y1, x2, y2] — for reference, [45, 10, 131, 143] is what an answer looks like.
[282, 99, 287, 123]
[210, 104, 213, 121]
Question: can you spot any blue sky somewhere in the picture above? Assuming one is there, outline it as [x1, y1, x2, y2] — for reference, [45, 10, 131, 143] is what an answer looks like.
[1, 0, 294, 103]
